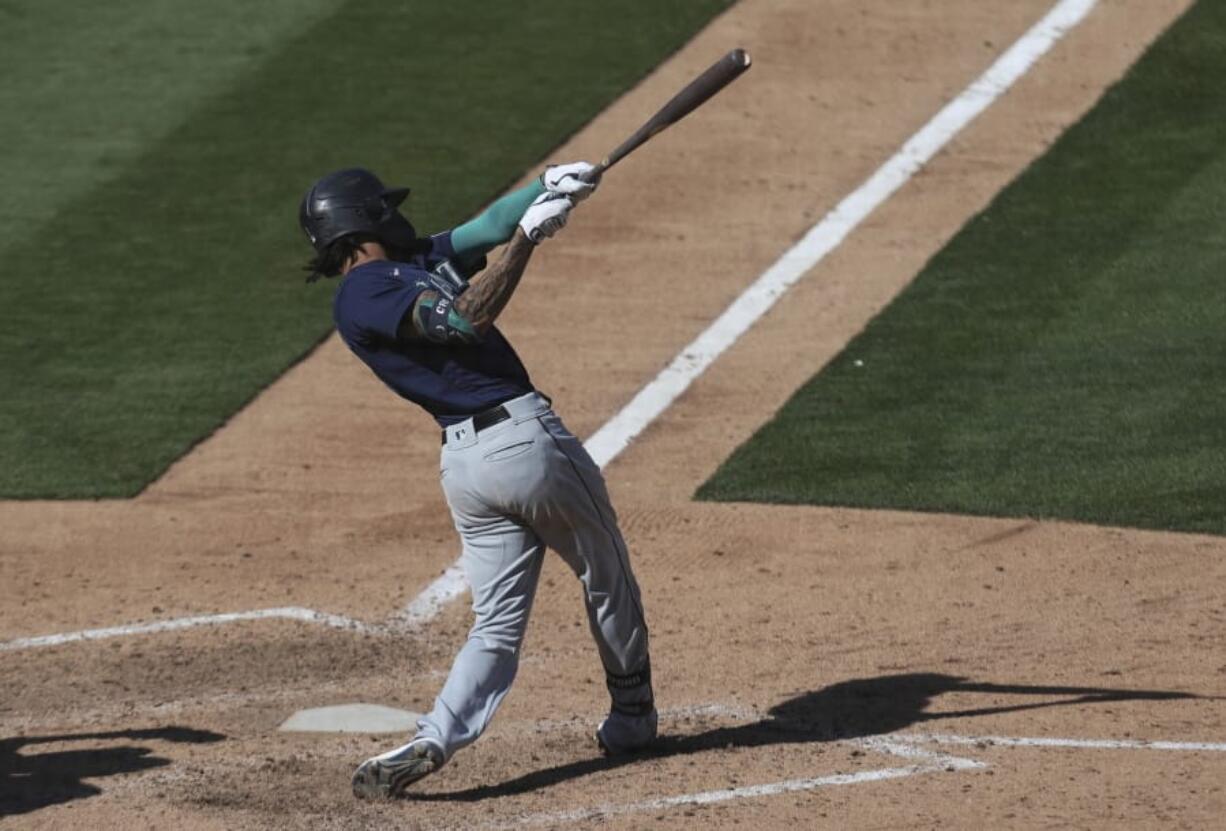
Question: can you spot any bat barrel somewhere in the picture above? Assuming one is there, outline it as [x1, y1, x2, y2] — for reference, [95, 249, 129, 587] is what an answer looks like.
[584, 47, 752, 180]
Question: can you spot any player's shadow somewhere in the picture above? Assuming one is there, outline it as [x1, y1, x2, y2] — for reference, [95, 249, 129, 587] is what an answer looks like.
[0, 726, 225, 817]
[415, 672, 1200, 802]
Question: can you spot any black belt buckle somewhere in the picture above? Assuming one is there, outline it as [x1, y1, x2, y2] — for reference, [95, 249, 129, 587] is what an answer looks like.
[441, 404, 511, 445]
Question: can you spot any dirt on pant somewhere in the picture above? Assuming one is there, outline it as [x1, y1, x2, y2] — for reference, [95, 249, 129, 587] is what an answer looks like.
[4, 0, 1220, 828]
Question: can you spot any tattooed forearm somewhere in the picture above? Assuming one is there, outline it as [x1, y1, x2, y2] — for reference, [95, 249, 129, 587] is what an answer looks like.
[454, 229, 536, 335]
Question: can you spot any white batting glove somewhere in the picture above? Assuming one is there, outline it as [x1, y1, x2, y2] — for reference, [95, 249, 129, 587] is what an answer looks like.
[519, 192, 573, 244]
[542, 161, 601, 202]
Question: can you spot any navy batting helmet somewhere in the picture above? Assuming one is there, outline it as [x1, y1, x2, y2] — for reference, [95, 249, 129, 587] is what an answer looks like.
[298, 167, 418, 253]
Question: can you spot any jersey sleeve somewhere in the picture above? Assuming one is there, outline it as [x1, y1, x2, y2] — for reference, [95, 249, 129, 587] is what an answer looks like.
[428, 228, 486, 278]
[335, 268, 429, 344]
[427, 230, 456, 261]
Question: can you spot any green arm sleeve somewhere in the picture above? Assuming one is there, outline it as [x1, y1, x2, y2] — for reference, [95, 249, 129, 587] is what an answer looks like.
[450, 179, 547, 257]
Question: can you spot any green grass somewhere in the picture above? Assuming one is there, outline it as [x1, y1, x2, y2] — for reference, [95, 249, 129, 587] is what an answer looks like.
[0, 0, 731, 498]
[698, 0, 1226, 535]
[0, 0, 342, 249]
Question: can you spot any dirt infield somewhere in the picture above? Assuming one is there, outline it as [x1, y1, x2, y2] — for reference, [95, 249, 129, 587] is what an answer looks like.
[4, 0, 1221, 828]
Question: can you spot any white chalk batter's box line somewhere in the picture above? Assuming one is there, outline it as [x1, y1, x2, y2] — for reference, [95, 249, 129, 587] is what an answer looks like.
[533, 703, 1226, 754]
[3, 0, 1104, 657]
[480, 727, 1226, 830]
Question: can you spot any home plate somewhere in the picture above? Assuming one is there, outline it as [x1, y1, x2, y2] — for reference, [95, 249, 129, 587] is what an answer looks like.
[279, 703, 421, 733]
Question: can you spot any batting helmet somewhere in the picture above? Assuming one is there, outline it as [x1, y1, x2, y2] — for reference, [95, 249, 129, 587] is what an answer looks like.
[298, 167, 418, 252]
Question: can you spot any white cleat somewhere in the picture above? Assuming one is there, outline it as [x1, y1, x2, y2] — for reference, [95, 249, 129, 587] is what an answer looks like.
[596, 708, 658, 756]
[352, 739, 445, 800]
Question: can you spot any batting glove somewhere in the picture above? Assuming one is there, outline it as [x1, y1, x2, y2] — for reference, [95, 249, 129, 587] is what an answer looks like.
[542, 161, 601, 202]
[519, 193, 573, 244]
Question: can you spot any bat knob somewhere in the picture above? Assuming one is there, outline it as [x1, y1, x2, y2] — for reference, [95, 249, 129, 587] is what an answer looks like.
[578, 163, 607, 184]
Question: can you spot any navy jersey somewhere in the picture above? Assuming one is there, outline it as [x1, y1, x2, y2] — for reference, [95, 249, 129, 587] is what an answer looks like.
[333, 231, 535, 426]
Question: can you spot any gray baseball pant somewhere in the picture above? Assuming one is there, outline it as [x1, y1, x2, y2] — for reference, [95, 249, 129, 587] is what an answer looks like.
[413, 392, 652, 759]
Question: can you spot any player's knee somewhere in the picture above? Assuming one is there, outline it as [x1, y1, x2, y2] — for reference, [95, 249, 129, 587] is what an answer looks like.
[467, 630, 524, 660]
[469, 603, 529, 651]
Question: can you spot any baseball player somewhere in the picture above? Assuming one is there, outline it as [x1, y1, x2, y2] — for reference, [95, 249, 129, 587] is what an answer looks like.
[297, 164, 656, 799]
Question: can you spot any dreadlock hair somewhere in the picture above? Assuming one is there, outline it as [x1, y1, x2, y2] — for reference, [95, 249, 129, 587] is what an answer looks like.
[303, 233, 379, 283]
[303, 234, 436, 283]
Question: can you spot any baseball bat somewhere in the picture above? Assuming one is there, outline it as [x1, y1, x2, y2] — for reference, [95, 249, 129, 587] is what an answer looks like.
[581, 48, 752, 181]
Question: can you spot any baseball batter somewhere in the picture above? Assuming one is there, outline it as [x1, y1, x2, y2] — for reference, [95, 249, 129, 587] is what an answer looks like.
[297, 164, 656, 799]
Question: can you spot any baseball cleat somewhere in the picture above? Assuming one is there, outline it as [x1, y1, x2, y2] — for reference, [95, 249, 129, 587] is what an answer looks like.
[352, 739, 444, 800]
[596, 708, 658, 756]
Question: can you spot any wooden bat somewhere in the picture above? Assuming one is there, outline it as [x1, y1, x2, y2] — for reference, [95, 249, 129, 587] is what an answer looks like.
[581, 48, 752, 181]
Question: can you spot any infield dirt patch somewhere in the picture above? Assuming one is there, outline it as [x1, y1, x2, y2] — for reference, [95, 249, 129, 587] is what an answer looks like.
[4, 0, 1220, 828]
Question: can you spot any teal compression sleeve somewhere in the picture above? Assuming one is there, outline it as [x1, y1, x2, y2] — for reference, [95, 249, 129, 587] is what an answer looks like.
[451, 179, 547, 257]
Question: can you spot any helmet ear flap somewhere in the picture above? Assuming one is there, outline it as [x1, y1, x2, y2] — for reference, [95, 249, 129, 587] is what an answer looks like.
[364, 194, 392, 224]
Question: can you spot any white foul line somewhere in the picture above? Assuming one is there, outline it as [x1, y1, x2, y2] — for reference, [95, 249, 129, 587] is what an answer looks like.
[0, 0, 1098, 654]
[583, 0, 1097, 468]
[393, 562, 468, 629]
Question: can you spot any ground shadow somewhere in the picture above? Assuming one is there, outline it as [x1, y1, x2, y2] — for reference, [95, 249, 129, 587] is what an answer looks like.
[0, 726, 225, 817]
[416, 672, 1201, 802]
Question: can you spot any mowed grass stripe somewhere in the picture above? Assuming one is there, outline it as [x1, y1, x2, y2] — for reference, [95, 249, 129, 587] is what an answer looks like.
[0, 0, 343, 249]
[0, 0, 731, 498]
[698, 0, 1226, 534]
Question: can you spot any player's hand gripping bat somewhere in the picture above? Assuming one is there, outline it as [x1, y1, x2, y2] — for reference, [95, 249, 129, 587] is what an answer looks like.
[580, 48, 752, 182]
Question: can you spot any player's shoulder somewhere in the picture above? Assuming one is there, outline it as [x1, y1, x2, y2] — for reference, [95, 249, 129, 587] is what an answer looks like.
[340, 261, 432, 318]
[339, 261, 423, 292]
